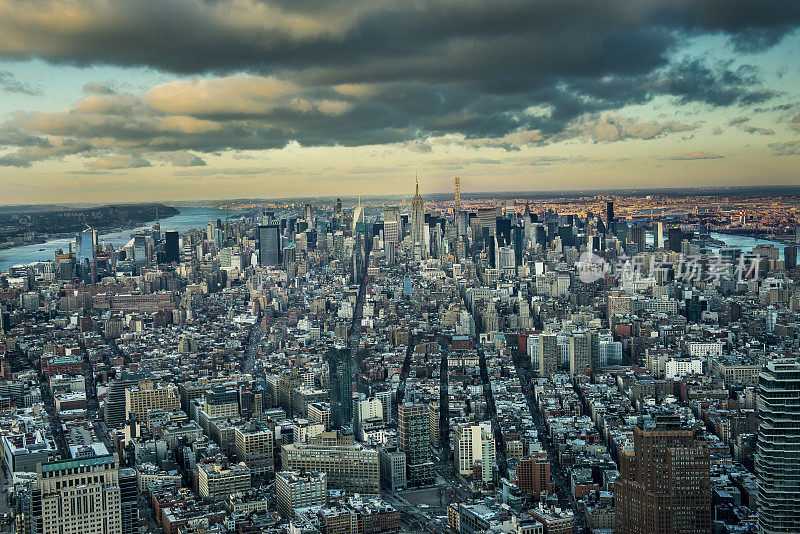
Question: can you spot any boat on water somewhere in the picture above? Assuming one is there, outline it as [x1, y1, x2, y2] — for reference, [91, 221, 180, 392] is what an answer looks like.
[38, 248, 45, 251]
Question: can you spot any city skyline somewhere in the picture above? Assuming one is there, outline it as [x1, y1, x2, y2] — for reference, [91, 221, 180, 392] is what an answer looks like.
[2, 181, 800, 532]
[0, 1, 799, 203]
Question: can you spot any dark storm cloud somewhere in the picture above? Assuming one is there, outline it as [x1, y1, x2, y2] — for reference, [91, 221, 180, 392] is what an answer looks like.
[0, 0, 795, 166]
[0, 0, 797, 79]
[653, 59, 778, 107]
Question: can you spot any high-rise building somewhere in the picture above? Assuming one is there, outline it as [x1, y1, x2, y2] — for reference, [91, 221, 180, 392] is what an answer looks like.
[132, 235, 148, 268]
[258, 224, 281, 266]
[538, 334, 558, 378]
[606, 201, 614, 224]
[569, 331, 599, 377]
[304, 203, 314, 227]
[119, 467, 139, 534]
[104, 373, 147, 428]
[784, 245, 797, 270]
[383, 206, 400, 247]
[454, 422, 495, 484]
[454, 176, 461, 216]
[379, 448, 407, 492]
[398, 403, 434, 486]
[328, 346, 353, 431]
[496, 217, 512, 247]
[614, 414, 711, 534]
[655, 222, 665, 249]
[35, 454, 123, 534]
[756, 360, 800, 534]
[76, 227, 97, 264]
[517, 452, 553, 501]
[411, 178, 425, 256]
[478, 207, 497, 236]
[668, 227, 683, 253]
[276, 471, 327, 518]
[629, 226, 646, 254]
[352, 202, 365, 236]
[164, 230, 180, 263]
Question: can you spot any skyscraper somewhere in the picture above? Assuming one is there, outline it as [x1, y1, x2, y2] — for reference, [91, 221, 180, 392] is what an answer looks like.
[132, 235, 148, 268]
[454, 422, 495, 484]
[478, 207, 497, 236]
[606, 201, 614, 224]
[258, 224, 281, 266]
[655, 221, 665, 249]
[35, 454, 123, 534]
[756, 360, 800, 534]
[398, 402, 434, 486]
[668, 227, 683, 253]
[164, 230, 180, 263]
[383, 206, 400, 245]
[614, 414, 710, 534]
[629, 225, 646, 254]
[411, 177, 425, 257]
[119, 467, 139, 534]
[569, 330, 599, 377]
[517, 452, 553, 501]
[328, 345, 353, 431]
[76, 227, 97, 264]
[538, 334, 558, 378]
[783, 245, 797, 270]
[454, 176, 461, 216]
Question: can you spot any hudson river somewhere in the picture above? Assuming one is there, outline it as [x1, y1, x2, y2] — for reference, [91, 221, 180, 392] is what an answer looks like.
[0, 207, 248, 271]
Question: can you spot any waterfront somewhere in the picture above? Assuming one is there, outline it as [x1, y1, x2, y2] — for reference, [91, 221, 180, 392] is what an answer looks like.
[0, 207, 249, 271]
[0, 210, 794, 272]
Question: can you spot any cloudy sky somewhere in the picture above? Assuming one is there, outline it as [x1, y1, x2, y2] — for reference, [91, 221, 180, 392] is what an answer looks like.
[0, 0, 799, 204]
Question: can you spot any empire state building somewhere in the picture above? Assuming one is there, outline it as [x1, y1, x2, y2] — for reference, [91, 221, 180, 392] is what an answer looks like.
[411, 177, 425, 259]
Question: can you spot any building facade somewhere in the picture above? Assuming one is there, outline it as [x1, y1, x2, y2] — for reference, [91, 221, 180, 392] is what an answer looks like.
[756, 360, 800, 534]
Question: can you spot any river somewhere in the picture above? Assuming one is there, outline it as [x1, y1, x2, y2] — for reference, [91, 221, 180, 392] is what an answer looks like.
[0, 206, 249, 271]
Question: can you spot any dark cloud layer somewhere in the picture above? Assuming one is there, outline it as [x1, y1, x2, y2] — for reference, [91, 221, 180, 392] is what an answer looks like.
[0, 0, 797, 167]
[0, 0, 797, 77]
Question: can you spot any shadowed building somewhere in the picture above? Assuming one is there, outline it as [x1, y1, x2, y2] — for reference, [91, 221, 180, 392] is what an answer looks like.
[614, 414, 711, 534]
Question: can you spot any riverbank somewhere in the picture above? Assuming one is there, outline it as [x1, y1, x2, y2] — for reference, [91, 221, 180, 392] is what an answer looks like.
[0, 206, 249, 271]
[711, 229, 790, 246]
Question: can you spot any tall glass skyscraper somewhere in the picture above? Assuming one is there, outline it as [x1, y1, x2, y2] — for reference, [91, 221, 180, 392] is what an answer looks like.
[164, 230, 180, 263]
[132, 235, 148, 268]
[757, 360, 800, 534]
[328, 345, 352, 431]
[76, 227, 97, 264]
[258, 224, 281, 266]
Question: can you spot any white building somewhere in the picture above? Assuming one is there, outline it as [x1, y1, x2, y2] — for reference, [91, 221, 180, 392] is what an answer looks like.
[455, 422, 496, 484]
[665, 358, 704, 379]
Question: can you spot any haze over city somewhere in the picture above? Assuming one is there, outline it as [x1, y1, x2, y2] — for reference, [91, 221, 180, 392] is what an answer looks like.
[0, 1, 799, 203]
